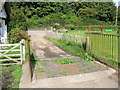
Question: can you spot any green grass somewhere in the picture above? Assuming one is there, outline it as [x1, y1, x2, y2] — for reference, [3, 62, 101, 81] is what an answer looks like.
[59, 30, 117, 36]
[0, 45, 21, 60]
[58, 30, 118, 69]
[0, 40, 28, 88]
[59, 30, 86, 36]
[2, 64, 22, 88]
[59, 71, 68, 76]
[36, 68, 45, 72]
[87, 33, 118, 69]
[44, 36, 94, 62]
[52, 58, 76, 64]
[79, 69, 89, 73]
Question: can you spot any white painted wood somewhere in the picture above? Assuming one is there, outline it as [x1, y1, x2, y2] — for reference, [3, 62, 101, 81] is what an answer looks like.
[22, 39, 25, 61]
[0, 39, 25, 65]
[2, 44, 19, 55]
[0, 49, 20, 52]
[20, 40, 23, 64]
[0, 63, 21, 66]
[0, 44, 20, 46]
[0, 58, 21, 61]
[5, 54, 21, 56]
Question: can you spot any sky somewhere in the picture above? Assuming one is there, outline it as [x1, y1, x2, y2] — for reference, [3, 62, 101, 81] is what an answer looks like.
[113, 0, 119, 7]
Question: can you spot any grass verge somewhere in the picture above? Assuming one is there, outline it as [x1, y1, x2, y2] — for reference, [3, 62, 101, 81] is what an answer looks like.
[44, 36, 94, 61]
[2, 63, 22, 88]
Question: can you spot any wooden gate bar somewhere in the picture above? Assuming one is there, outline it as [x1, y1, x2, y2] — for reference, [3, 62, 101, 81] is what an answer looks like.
[0, 39, 25, 65]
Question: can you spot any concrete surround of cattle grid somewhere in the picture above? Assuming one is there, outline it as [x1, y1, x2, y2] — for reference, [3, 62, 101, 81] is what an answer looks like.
[19, 30, 118, 88]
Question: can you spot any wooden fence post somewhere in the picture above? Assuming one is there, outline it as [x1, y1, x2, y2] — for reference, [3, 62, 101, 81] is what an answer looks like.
[86, 37, 90, 52]
[27, 37, 32, 82]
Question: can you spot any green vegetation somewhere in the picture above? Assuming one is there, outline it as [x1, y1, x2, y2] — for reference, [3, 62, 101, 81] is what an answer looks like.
[52, 58, 76, 64]
[59, 72, 68, 76]
[2, 64, 22, 88]
[36, 60, 46, 66]
[36, 68, 45, 72]
[59, 30, 86, 36]
[87, 33, 118, 69]
[0, 46, 20, 62]
[58, 30, 118, 69]
[59, 28, 117, 36]
[47, 73, 54, 78]
[8, 7, 28, 43]
[118, 7, 120, 26]
[1, 40, 29, 88]
[9, 2, 117, 30]
[79, 69, 89, 73]
[8, 2, 118, 43]
[44, 36, 94, 62]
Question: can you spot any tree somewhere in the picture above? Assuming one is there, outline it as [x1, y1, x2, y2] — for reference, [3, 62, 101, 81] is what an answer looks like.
[8, 6, 28, 31]
[77, 7, 97, 18]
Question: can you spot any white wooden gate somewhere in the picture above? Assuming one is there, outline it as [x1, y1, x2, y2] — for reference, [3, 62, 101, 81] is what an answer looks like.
[0, 39, 25, 65]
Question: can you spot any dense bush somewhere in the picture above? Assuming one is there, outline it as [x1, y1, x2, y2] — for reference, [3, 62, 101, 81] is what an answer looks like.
[28, 12, 66, 29]
[27, 11, 114, 30]
[8, 9, 28, 32]
[9, 2, 116, 30]
[8, 28, 21, 43]
[80, 18, 112, 26]
[8, 28, 27, 43]
[64, 12, 82, 25]
[8, 8, 28, 43]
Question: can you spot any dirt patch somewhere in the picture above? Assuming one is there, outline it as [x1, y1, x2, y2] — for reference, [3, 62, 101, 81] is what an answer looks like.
[1, 69, 14, 88]
[41, 47, 61, 58]
[35, 58, 108, 79]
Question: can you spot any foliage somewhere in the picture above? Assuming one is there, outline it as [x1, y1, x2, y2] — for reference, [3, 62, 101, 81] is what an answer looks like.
[2, 64, 22, 88]
[36, 68, 45, 72]
[80, 18, 112, 26]
[44, 36, 94, 61]
[118, 7, 120, 26]
[8, 28, 21, 43]
[64, 11, 82, 25]
[8, 29, 27, 43]
[77, 7, 97, 18]
[10, 65, 22, 88]
[8, 9, 28, 31]
[7, 6, 28, 44]
[70, 2, 116, 22]
[52, 58, 75, 64]
[9, 2, 116, 30]
[59, 72, 68, 76]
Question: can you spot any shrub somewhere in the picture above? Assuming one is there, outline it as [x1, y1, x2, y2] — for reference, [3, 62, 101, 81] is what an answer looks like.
[65, 24, 75, 30]
[64, 12, 81, 26]
[8, 28, 27, 43]
[8, 9, 28, 31]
